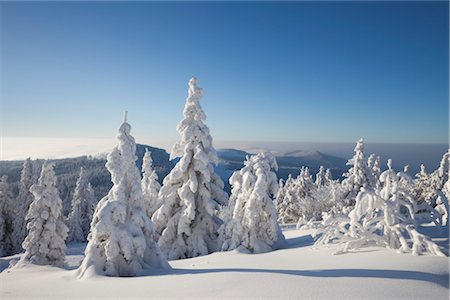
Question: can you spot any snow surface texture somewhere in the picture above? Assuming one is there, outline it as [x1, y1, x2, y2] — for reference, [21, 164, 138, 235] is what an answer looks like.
[152, 78, 228, 260]
[67, 167, 96, 243]
[21, 161, 68, 266]
[141, 149, 162, 218]
[220, 152, 285, 253]
[1, 227, 448, 300]
[78, 114, 169, 277]
[315, 160, 445, 256]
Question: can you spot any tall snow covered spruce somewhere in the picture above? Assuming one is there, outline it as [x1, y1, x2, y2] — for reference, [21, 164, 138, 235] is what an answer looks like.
[78, 113, 169, 277]
[21, 161, 68, 265]
[152, 78, 228, 260]
[220, 152, 285, 253]
[141, 149, 162, 218]
[67, 167, 96, 243]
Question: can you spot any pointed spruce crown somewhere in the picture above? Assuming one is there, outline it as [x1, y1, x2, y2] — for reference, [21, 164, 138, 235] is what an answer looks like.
[119, 110, 131, 134]
[188, 77, 203, 101]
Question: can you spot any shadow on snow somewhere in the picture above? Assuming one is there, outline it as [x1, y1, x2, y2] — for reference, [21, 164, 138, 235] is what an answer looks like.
[161, 268, 449, 289]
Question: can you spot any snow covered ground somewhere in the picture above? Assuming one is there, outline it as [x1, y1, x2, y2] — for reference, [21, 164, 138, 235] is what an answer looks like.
[1, 227, 448, 299]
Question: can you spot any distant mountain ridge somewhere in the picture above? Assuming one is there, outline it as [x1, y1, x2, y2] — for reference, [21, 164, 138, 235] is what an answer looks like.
[216, 148, 347, 184]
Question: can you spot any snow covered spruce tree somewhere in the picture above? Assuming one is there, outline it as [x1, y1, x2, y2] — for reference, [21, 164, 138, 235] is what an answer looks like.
[21, 161, 68, 265]
[435, 193, 448, 226]
[67, 167, 96, 243]
[220, 152, 285, 253]
[275, 174, 292, 218]
[296, 167, 318, 218]
[11, 158, 36, 253]
[152, 78, 228, 260]
[342, 138, 375, 206]
[415, 151, 450, 208]
[78, 113, 169, 277]
[0, 199, 5, 257]
[315, 159, 444, 256]
[367, 153, 381, 189]
[274, 178, 285, 210]
[141, 149, 162, 218]
[277, 176, 301, 224]
[315, 166, 330, 188]
[0, 175, 14, 256]
[435, 152, 450, 226]
[413, 164, 434, 205]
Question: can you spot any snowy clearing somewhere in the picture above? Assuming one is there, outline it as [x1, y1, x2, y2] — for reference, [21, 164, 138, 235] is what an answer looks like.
[1, 227, 448, 300]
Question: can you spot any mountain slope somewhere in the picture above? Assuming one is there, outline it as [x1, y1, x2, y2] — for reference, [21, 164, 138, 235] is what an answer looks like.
[217, 148, 347, 182]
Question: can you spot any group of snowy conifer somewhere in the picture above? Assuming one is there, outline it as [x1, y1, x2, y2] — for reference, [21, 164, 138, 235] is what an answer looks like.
[274, 138, 449, 256]
[1, 77, 448, 277]
[77, 78, 284, 277]
[0, 158, 97, 259]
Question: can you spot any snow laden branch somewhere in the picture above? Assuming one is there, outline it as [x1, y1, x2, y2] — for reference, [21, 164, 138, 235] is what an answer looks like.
[152, 77, 228, 260]
[220, 152, 285, 253]
[78, 115, 169, 277]
[315, 160, 445, 256]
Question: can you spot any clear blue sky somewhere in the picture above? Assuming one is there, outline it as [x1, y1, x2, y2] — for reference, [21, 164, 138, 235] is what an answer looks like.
[1, 1, 449, 148]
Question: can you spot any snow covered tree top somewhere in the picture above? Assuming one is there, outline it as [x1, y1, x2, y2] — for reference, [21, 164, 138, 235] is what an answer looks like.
[37, 161, 57, 187]
[188, 77, 203, 103]
[170, 77, 213, 160]
[342, 138, 374, 194]
[142, 148, 154, 174]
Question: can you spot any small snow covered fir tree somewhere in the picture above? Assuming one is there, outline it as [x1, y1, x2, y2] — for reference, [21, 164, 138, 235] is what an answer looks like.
[277, 177, 301, 224]
[152, 78, 228, 260]
[220, 152, 285, 253]
[21, 161, 68, 265]
[0, 201, 5, 257]
[275, 175, 292, 218]
[78, 113, 169, 277]
[435, 153, 450, 225]
[0, 176, 13, 256]
[67, 167, 96, 243]
[435, 193, 448, 226]
[315, 166, 328, 188]
[0, 175, 14, 256]
[342, 138, 375, 205]
[11, 158, 36, 253]
[367, 153, 381, 189]
[274, 178, 285, 210]
[295, 167, 319, 222]
[413, 164, 434, 205]
[141, 149, 162, 218]
[325, 168, 333, 182]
